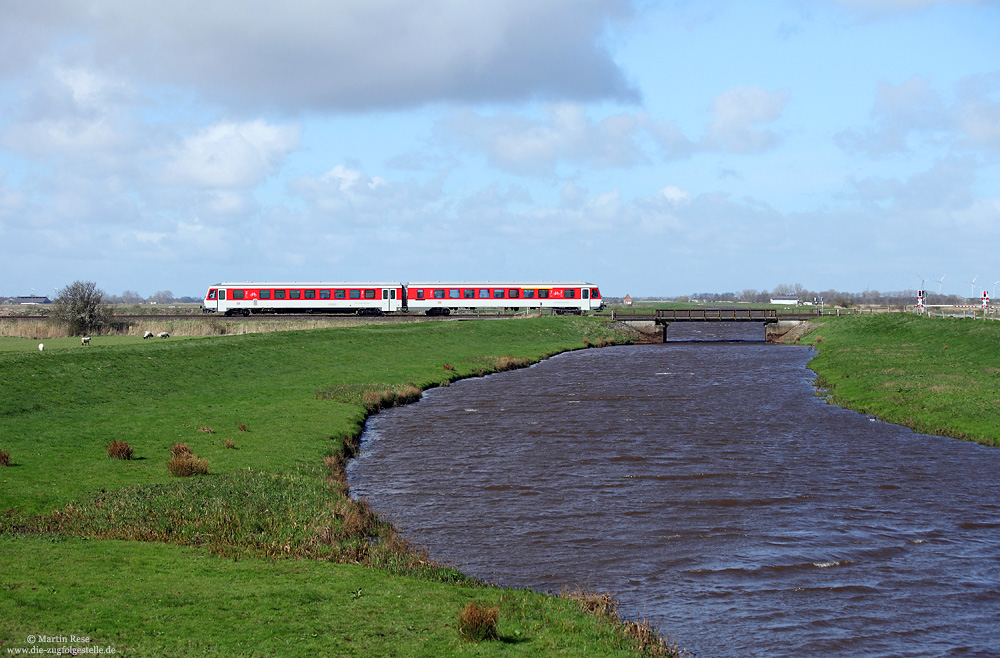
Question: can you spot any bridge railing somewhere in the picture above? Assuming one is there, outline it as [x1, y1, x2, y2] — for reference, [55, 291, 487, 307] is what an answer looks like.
[654, 308, 778, 322]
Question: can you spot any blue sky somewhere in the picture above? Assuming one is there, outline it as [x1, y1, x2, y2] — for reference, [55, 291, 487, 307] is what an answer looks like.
[1, 0, 998, 298]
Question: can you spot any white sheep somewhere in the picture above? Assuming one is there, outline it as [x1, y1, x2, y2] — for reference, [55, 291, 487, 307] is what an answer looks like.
[38, 343, 44, 351]
[157, 332, 170, 339]
[143, 331, 154, 339]
[81, 336, 91, 346]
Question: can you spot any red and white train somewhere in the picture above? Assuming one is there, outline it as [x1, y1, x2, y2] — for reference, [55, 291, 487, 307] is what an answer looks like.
[202, 281, 604, 316]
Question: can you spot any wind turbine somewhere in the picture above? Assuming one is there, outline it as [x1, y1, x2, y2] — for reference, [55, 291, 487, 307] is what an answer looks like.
[968, 275, 979, 300]
[936, 275, 946, 294]
[993, 280, 1000, 299]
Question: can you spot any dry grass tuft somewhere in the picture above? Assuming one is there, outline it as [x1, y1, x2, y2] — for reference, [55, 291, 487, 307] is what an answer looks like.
[197, 425, 215, 434]
[0, 449, 10, 467]
[224, 439, 236, 449]
[237, 422, 248, 432]
[106, 440, 134, 460]
[170, 442, 192, 458]
[167, 452, 209, 477]
[457, 602, 500, 643]
[443, 363, 455, 371]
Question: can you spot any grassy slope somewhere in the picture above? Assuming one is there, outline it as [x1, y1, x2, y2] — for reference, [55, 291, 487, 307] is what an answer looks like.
[0, 318, 673, 657]
[0, 536, 641, 658]
[801, 314, 1000, 446]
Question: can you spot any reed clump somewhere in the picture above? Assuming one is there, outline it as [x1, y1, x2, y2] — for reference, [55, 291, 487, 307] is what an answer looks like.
[0, 449, 11, 467]
[106, 440, 134, 460]
[316, 383, 422, 413]
[168, 443, 208, 476]
[457, 602, 500, 643]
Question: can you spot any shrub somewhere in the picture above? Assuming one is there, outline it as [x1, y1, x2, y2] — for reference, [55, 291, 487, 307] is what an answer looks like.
[0, 449, 10, 467]
[106, 440, 134, 460]
[457, 602, 499, 643]
[168, 453, 209, 477]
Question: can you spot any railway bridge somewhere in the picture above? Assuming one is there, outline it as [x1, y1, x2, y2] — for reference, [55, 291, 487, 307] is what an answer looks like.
[612, 308, 813, 342]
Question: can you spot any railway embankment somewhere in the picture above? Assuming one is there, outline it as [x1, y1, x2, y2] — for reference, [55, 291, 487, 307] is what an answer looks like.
[801, 314, 1000, 447]
[0, 318, 687, 657]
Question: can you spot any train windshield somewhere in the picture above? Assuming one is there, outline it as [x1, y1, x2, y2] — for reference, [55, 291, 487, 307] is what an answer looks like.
[207, 289, 217, 300]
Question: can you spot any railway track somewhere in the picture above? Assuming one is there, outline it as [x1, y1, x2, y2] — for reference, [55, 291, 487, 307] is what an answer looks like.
[0, 312, 526, 322]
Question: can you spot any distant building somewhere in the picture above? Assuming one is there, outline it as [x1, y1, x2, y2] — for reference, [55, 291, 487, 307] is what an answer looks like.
[770, 296, 800, 306]
[623, 294, 633, 306]
[12, 296, 52, 305]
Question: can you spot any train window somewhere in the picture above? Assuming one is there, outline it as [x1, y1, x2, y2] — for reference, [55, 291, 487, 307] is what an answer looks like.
[290, 290, 301, 300]
[260, 290, 271, 300]
[449, 289, 460, 299]
[220, 290, 226, 300]
[433, 289, 445, 299]
[591, 288, 600, 298]
[493, 289, 504, 298]
[391, 289, 396, 299]
[349, 290, 361, 299]
[320, 290, 330, 299]
[564, 289, 576, 298]
[305, 290, 316, 299]
[364, 290, 376, 299]
[207, 289, 217, 300]
[233, 290, 245, 300]
[539, 289, 550, 299]
[478, 289, 489, 298]
[508, 289, 520, 298]
[523, 289, 535, 299]
[274, 290, 286, 300]
[582, 289, 589, 299]
[335, 290, 346, 299]
[416, 289, 425, 299]
[463, 289, 475, 299]
[382, 290, 388, 300]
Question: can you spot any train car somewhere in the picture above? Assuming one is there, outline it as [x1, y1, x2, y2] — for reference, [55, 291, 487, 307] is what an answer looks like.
[405, 282, 603, 315]
[202, 282, 404, 316]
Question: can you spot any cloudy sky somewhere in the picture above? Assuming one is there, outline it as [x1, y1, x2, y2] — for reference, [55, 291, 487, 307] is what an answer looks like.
[1, 0, 998, 298]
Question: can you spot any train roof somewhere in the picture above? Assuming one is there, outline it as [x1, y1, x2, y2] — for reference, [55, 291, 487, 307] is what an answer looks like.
[211, 281, 598, 288]
[405, 281, 598, 287]
[212, 282, 402, 287]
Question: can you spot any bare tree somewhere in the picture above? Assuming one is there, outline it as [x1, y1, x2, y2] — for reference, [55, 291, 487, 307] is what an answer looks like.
[148, 290, 175, 305]
[120, 290, 144, 304]
[50, 281, 114, 335]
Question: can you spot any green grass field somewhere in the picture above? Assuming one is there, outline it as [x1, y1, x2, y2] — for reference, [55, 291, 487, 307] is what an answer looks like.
[802, 314, 1000, 446]
[0, 318, 688, 657]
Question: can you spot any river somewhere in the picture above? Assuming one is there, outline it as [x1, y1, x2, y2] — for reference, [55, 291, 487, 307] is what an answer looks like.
[347, 325, 1000, 657]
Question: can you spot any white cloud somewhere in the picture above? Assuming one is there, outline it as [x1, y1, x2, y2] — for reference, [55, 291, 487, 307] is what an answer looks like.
[0, 0, 637, 112]
[161, 120, 300, 189]
[705, 86, 790, 153]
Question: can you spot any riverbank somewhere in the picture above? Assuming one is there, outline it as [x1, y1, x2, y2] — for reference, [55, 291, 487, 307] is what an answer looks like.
[800, 314, 1000, 447]
[0, 318, 689, 657]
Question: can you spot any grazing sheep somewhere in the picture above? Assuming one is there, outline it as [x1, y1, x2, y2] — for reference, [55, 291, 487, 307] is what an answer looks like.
[38, 343, 44, 351]
[143, 331, 154, 339]
[81, 336, 91, 346]
[157, 332, 170, 339]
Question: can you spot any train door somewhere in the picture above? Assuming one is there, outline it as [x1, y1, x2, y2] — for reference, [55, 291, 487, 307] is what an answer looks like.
[382, 288, 398, 313]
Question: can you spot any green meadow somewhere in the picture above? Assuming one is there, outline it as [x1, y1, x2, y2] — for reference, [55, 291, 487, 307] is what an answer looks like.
[801, 313, 1000, 446]
[0, 318, 685, 657]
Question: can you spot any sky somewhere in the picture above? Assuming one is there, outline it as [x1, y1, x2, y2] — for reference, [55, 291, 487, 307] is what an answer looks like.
[1, 0, 998, 299]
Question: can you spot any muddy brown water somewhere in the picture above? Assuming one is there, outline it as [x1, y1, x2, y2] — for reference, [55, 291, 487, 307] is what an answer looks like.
[347, 324, 1000, 657]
